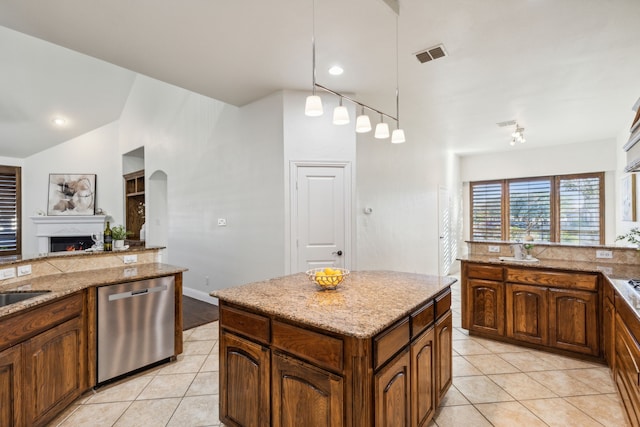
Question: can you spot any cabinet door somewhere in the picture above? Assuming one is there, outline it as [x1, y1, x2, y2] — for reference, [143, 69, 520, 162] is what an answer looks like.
[435, 311, 452, 405]
[220, 331, 270, 427]
[411, 326, 435, 427]
[549, 288, 599, 356]
[615, 312, 640, 427]
[23, 317, 85, 427]
[604, 296, 615, 369]
[0, 345, 23, 427]
[506, 283, 548, 346]
[272, 352, 343, 427]
[467, 279, 504, 336]
[375, 349, 410, 427]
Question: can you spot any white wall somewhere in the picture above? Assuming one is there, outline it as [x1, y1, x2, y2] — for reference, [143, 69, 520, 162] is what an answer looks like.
[118, 76, 285, 299]
[616, 127, 639, 242]
[22, 122, 123, 255]
[459, 139, 618, 244]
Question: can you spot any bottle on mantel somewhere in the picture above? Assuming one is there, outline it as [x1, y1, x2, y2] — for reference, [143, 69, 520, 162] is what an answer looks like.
[104, 221, 112, 252]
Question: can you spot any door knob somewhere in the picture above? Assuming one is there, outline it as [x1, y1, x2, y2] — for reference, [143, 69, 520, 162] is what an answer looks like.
[332, 250, 343, 256]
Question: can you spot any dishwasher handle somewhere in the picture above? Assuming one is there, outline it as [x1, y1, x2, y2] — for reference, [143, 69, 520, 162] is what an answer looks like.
[108, 284, 168, 301]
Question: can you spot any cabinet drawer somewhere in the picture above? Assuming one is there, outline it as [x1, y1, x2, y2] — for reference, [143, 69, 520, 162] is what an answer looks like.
[435, 289, 451, 320]
[411, 300, 434, 338]
[272, 320, 343, 372]
[374, 317, 410, 370]
[506, 268, 597, 291]
[220, 304, 270, 344]
[466, 263, 503, 281]
[0, 292, 83, 351]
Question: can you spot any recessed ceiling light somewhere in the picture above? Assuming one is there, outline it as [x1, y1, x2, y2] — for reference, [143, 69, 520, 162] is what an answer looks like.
[52, 117, 67, 126]
[328, 65, 344, 76]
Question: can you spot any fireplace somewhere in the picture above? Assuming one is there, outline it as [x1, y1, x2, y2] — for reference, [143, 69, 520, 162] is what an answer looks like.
[31, 215, 106, 253]
[50, 236, 94, 252]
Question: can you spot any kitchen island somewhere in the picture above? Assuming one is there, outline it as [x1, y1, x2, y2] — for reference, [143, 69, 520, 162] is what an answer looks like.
[212, 270, 456, 427]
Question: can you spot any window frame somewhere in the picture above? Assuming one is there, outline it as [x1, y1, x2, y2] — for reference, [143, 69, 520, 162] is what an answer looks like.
[0, 165, 22, 256]
[470, 172, 604, 244]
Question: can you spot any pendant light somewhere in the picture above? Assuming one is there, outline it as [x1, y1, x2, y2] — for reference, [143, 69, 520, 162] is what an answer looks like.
[304, 0, 323, 117]
[355, 106, 372, 133]
[390, 16, 406, 144]
[333, 97, 350, 125]
[375, 114, 390, 139]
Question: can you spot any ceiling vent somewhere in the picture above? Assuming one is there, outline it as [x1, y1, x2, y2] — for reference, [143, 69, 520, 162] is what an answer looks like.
[415, 44, 447, 64]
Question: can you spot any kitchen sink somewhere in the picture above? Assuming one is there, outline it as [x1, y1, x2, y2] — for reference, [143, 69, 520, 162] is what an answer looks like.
[0, 291, 51, 307]
[498, 256, 539, 263]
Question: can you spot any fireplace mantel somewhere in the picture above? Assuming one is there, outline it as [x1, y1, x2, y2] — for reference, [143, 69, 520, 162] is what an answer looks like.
[30, 215, 106, 253]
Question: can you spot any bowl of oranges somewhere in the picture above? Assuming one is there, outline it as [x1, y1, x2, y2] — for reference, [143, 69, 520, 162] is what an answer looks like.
[306, 267, 350, 290]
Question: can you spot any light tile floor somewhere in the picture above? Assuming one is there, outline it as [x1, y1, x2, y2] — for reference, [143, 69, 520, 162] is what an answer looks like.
[50, 278, 629, 426]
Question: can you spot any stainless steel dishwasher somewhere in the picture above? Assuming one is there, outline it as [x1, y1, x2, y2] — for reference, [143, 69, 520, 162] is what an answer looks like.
[97, 276, 175, 383]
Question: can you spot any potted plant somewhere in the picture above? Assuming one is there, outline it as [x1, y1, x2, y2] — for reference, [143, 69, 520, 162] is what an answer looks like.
[616, 227, 640, 248]
[111, 225, 131, 250]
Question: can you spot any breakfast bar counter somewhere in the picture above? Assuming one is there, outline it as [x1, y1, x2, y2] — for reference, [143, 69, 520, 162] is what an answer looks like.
[212, 270, 456, 427]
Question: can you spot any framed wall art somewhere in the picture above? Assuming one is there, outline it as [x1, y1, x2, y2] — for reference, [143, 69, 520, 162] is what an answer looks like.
[621, 173, 636, 222]
[47, 174, 97, 215]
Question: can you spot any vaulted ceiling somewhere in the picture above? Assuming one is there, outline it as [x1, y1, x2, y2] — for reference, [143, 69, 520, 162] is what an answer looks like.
[1, 0, 639, 158]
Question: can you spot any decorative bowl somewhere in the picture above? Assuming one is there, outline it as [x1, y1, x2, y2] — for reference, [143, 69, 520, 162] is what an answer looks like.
[306, 268, 350, 290]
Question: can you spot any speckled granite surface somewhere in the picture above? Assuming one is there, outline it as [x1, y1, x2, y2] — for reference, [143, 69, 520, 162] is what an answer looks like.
[0, 263, 186, 319]
[212, 270, 456, 339]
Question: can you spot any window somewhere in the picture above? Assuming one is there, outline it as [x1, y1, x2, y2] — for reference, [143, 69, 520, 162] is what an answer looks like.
[470, 172, 604, 244]
[0, 166, 21, 255]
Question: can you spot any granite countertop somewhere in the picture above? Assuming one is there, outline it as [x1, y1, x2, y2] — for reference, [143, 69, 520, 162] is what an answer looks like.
[212, 270, 456, 339]
[0, 245, 166, 266]
[459, 254, 640, 280]
[0, 263, 187, 319]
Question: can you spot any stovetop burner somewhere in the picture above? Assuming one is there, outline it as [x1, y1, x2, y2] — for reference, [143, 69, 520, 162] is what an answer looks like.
[628, 279, 640, 289]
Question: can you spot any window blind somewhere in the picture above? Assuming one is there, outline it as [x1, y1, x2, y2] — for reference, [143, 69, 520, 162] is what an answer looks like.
[0, 166, 20, 254]
[558, 175, 601, 245]
[471, 182, 503, 241]
[508, 179, 551, 241]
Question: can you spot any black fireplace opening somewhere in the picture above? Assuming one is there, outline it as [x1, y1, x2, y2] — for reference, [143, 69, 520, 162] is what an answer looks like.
[50, 236, 93, 252]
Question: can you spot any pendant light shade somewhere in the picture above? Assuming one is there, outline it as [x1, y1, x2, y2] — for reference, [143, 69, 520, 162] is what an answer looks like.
[375, 119, 390, 139]
[355, 107, 371, 133]
[333, 98, 350, 125]
[391, 129, 406, 144]
[305, 95, 323, 117]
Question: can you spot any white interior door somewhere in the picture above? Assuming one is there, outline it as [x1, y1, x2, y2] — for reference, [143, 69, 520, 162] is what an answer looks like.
[438, 186, 452, 276]
[292, 164, 350, 272]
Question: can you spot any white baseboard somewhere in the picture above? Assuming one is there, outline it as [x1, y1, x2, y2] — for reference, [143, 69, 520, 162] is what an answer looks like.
[183, 287, 218, 305]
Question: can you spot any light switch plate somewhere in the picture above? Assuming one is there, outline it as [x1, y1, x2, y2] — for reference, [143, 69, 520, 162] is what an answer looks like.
[217, 218, 227, 226]
[0, 267, 16, 280]
[17, 265, 32, 277]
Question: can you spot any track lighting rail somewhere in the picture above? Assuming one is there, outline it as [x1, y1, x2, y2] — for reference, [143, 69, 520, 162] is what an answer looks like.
[314, 83, 398, 123]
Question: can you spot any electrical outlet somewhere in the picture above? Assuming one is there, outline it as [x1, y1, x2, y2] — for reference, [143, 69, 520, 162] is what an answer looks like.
[597, 266, 613, 275]
[488, 246, 500, 253]
[596, 250, 613, 259]
[124, 267, 138, 278]
[0, 267, 16, 280]
[123, 255, 138, 264]
[17, 265, 32, 277]
[217, 218, 227, 226]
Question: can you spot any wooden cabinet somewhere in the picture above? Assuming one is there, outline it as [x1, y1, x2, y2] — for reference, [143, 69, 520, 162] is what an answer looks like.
[219, 330, 270, 427]
[548, 288, 598, 355]
[273, 352, 344, 427]
[123, 170, 145, 240]
[375, 349, 410, 427]
[219, 286, 452, 427]
[23, 317, 86, 426]
[506, 283, 548, 345]
[0, 292, 87, 427]
[0, 345, 23, 427]
[434, 311, 452, 406]
[462, 261, 600, 358]
[614, 295, 640, 427]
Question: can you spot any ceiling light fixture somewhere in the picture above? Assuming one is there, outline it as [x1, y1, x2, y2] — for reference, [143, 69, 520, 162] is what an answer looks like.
[304, 0, 323, 117]
[52, 117, 66, 126]
[328, 65, 344, 76]
[303, 0, 404, 144]
[333, 97, 350, 125]
[511, 124, 525, 145]
[391, 17, 405, 144]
